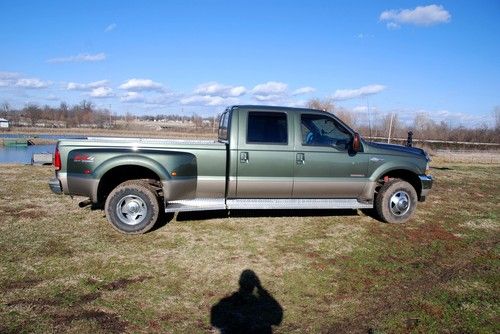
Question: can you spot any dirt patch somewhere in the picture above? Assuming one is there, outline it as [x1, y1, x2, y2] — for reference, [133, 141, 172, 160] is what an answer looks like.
[3, 278, 42, 290]
[77, 292, 102, 304]
[7, 297, 60, 308]
[405, 224, 460, 243]
[38, 240, 74, 257]
[371, 223, 460, 245]
[101, 275, 151, 291]
[0, 205, 45, 219]
[53, 310, 127, 333]
[322, 241, 495, 333]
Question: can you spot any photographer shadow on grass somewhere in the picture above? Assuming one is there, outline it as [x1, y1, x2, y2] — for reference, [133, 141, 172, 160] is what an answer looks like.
[211, 269, 283, 334]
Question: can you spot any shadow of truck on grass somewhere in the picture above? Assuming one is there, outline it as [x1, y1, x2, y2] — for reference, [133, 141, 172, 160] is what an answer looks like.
[211, 269, 283, 334]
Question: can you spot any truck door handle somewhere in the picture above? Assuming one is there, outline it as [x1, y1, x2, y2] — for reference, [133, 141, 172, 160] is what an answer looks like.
[296, 153, 305, 165]
[240, 152, 249, 163]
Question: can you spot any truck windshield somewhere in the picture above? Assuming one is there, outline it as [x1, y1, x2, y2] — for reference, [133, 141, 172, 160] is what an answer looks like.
[218, 111, 230, 141]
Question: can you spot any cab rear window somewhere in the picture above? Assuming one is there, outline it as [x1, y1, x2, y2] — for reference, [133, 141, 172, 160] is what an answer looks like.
[218, 111, 230, 141]
[247, 112, 288, 144]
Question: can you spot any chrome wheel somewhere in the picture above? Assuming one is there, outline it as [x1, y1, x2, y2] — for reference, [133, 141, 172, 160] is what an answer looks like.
[389, 191, 410, 216]
[116, 195, 148, 225]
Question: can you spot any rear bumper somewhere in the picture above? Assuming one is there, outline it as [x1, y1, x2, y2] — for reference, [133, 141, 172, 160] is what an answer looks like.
[419, 175, 433, 200]
[48, 178, 63, 194]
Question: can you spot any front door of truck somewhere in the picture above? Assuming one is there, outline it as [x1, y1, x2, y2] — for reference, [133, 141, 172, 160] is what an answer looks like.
[293, 113, 369, 198]
[236, 110, 294, 198]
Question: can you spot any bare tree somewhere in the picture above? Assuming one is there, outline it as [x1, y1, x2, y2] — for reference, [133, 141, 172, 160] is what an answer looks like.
[306, 98, 335, 112]
[1, 101, 10, 117]
[24, 103, 43, 126]
[335, 107, 358, 129]
[495, 106, 500, 131]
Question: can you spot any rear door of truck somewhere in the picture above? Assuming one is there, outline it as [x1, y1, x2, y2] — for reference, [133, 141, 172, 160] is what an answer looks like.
[235, 109, 294, 198]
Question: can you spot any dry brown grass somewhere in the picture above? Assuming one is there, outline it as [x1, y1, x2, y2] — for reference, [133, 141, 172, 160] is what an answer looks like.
[433, 150, 500, 164]
[8, 126, 217, 140]
[0, 162, 498, 333]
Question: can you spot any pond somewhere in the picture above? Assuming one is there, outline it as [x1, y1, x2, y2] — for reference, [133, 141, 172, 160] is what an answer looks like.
[0, 144, 56, 164]
[0, 134, 83, 164]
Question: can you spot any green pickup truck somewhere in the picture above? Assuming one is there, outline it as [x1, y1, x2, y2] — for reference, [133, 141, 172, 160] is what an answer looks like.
[49, 105, 433, 234]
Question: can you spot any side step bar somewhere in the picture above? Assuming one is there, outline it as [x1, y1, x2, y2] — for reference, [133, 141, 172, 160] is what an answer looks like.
[165, 198, 372, 213]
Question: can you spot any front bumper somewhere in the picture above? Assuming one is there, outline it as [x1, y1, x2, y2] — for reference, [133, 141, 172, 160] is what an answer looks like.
[419, 175, 433, 200]
[49, 178, 63, 194]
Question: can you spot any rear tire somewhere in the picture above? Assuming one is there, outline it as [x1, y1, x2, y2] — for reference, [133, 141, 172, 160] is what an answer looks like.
[105, 180, 162, 234]
[375, 179, 417, 224]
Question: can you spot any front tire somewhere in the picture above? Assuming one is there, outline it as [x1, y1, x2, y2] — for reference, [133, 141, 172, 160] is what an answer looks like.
[375, 179, 417, 224]
[105, 180, 162, 234]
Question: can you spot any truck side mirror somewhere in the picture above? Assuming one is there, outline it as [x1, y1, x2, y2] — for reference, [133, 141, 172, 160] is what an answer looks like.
[352, 133, 361, 152]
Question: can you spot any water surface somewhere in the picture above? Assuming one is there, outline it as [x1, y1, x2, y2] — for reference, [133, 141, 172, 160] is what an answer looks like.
[0, 144, 55, 164]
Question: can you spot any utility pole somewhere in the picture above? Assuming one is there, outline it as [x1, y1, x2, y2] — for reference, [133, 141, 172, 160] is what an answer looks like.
[387, 113, 395, 144]
[367, 99, 372, 139]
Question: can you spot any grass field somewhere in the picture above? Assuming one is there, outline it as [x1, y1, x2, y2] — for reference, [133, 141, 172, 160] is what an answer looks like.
[0, 161, 498, 333]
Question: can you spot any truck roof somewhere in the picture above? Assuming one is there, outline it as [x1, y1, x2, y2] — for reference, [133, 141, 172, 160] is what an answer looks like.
[229, 105, 326, 113]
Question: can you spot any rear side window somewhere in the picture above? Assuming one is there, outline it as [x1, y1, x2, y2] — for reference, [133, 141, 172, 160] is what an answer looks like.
[218, 111, 230, 141]
[247, 112, 287, 144]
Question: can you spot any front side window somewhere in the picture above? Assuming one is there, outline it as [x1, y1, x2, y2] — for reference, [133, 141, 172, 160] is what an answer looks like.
[301, 114, 352, 150]
[247, 112, 288, 144]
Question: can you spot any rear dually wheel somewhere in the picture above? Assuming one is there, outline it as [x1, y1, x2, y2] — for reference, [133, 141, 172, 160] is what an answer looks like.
[104, 180, 162, 234]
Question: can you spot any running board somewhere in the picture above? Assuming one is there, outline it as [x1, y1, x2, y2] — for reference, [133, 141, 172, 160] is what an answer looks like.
[165, 198, 226, 212]
[226, 198, 372, 210]
[165, 198, 372, 212]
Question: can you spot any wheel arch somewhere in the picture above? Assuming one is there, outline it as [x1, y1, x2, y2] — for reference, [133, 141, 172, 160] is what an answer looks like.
[94, 159, 167, 205]
[376, 168, 422, 200]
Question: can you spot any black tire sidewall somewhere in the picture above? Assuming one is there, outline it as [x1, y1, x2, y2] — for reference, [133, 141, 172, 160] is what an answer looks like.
[105, 183, 159, 234]
[376, 180, 417, 224]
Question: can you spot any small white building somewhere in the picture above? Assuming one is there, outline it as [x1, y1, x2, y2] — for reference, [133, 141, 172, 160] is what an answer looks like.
[0, 118, 9, 129]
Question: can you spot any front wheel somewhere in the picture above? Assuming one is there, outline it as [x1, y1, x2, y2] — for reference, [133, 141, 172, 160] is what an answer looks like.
[105, 180, 162, 234]
[375, 179, 417, 224]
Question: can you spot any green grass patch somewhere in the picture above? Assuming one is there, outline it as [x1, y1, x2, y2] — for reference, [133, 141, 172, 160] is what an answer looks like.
[0, 163, 498, 333]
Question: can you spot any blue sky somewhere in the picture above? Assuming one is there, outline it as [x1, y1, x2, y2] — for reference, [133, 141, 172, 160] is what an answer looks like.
[0, 1, 498, 126]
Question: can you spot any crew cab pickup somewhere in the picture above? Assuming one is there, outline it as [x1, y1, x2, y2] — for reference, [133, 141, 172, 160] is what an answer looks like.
[49, 105, 433, 234]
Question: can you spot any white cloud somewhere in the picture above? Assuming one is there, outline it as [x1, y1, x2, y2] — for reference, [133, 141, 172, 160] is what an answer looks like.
[251, 81, 288, 95]
[285, 100, 308, 108]
[104, 23, 117, 32]
[292, 86, 315, 96]
[0, 71, 21, 80]
[15, 78, 50, 89]
[46, 95, 60, 101]
[251, 81, 288, 102]
[121, 92, 145, 103]
[380, 4, 451, 27]
[386, 22, 400, 30]
[0, 72, 51, 89]
[194, 82, 246, 97]
[119, 78, 164, 92]
[253, 94, 285, 102]
[90, 87, 114, 98]
[180, 95, 238, 106]
[353, 106, 368, 113]
[47, 53, 107, 63]
[332, 84, 386, 101]
[67, 80, 109, 91]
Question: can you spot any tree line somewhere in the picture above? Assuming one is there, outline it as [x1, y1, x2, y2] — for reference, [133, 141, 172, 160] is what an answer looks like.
[1, 101, 113, 128]
[307, 99, 499, 144]
[1, 99, 498, 144]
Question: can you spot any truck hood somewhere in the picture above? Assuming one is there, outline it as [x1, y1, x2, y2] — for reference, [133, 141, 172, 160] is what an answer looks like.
[365, 141, 428, 159]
